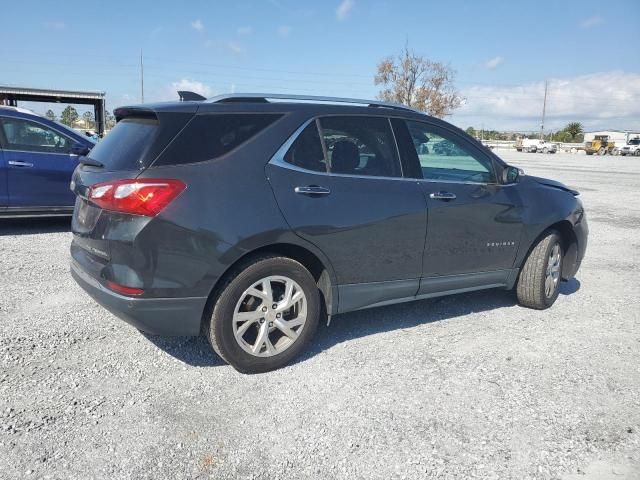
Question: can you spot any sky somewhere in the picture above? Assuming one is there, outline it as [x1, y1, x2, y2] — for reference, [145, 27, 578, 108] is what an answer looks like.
[1, 0, 639, 132]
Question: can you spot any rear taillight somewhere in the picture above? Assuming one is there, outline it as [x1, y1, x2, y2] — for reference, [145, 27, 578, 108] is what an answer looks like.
[88, 179, 186, 217]
[106, 281, 144, 296]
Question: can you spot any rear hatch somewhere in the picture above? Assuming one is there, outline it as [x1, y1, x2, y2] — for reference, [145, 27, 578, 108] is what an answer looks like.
[70, 104, 196, 283]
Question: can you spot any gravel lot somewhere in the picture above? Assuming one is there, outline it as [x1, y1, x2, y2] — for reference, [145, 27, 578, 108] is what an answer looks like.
[1, 151, 639, 480]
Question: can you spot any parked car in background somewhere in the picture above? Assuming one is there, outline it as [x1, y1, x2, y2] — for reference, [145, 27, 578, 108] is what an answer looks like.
[516, 138, 556, 154]
[0, 106, 95, 217]
[619, 137, 640, 156]
[69, 93, 588, 373]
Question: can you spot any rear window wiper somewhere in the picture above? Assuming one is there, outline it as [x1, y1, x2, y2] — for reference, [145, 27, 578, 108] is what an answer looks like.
[79, 156, 104, 168]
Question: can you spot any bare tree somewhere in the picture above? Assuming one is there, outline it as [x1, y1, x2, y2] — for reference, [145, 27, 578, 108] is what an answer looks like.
[374, 44, 463, 117]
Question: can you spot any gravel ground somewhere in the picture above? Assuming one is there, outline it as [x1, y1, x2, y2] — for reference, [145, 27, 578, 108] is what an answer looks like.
[1, 151, 639, 480]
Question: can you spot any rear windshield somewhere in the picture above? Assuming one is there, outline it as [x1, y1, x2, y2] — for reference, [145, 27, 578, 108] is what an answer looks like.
[154, 113, 282, 166]
[88, 118, 158, 170]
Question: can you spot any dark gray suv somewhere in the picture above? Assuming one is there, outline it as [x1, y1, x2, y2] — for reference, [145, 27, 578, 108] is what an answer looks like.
[70, 94, 588, 373]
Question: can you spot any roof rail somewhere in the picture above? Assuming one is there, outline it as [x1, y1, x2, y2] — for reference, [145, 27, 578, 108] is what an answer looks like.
[205, 93, 420, 113]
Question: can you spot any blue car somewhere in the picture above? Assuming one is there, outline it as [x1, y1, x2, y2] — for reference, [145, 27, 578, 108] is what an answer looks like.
[0, 106, 95, 217]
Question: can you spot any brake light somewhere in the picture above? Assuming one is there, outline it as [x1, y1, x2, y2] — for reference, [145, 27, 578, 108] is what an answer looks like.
[88, 179, 186, 217]
[106, 281, 144, 296]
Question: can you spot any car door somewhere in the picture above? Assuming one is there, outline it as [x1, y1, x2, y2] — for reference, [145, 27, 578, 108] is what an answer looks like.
[396, 119, 524, 286]
[266, 116, 428, 312]
[0, 141, 7, 207]
[0, 116, 78, 207]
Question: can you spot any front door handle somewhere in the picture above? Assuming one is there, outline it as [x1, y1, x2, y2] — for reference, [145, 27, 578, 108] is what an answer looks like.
[429, 191, 457, 201]
[294, 186, 331, 196]
[8, 160, 34, 168]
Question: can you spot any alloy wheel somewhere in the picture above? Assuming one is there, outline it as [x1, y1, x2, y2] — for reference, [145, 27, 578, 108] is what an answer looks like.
[545, 244, 561, 298]
[232, 276, 307, 357]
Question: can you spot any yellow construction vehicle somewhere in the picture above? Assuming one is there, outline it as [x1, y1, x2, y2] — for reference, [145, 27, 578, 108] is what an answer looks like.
[585, 135, 615, 155]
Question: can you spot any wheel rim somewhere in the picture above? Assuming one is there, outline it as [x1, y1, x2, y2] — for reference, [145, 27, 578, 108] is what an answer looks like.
[545, 244, 561, 298]
[232, 275, 307, 357]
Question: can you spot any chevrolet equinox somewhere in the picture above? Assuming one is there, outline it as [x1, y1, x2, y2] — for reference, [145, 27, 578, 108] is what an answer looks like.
[70, 93, 588, 373]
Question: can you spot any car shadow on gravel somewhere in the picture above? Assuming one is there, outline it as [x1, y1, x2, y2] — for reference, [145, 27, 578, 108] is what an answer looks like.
[143, 280, 581, 369]
[0, 217, 71, 235]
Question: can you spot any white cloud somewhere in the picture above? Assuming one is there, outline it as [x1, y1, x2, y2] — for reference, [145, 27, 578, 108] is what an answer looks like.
[237, 26, 253, 35]
[484, 56, 504, 70]
[191, 19, 204, 32]
[159, 79, 213, 102]
[581, 15, 603, 28]
[336, 0, 354, 21]
[451, 71, 640, 131]
[277, 25, 292, 37]
[43, 21, 66, 30]
[227, 41, 245, 54]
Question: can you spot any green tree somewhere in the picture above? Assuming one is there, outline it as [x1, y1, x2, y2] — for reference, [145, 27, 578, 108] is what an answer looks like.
[45, 109, 56, 122]
[81, 110, 95, 129]
[565, 122, 584, 141]
[465, 126, 477, 138]
[105, 110, 116, 130]
[60, 106, 79, 127]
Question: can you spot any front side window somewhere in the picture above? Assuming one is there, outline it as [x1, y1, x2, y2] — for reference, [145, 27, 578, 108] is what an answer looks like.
[405, 120, 496, 183]
[0, 118, 73, 154]
[320, 116, 401, 177]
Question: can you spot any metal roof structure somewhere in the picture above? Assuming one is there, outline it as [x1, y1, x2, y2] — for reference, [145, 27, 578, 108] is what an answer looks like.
[0, 85, 107, 136]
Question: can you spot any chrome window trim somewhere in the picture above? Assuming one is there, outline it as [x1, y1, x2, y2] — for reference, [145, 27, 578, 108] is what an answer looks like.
[0, 148, 77, 157]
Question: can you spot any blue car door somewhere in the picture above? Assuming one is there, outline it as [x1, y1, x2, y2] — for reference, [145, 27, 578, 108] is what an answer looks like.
[0, 144, 7, 207]
[0, 116, 79, 207]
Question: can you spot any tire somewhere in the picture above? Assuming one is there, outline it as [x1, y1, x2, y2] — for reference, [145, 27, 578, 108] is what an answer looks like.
[635, 150, 640, 157]
[516, 231, 564, 310]
[205, 255, 320, 373]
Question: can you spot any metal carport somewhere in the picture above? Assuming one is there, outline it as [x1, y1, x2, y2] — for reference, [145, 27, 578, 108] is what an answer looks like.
[0, 85, 106, 136]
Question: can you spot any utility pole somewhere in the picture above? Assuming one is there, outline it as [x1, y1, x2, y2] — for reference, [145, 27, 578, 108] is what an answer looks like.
[140, 49, 145, 104]
[540, 80, 548, 140]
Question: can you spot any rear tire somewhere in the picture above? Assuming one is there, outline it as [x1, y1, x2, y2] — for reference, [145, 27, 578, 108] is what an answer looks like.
[516, 231, 564, 310]
[206, 255, 320, 373]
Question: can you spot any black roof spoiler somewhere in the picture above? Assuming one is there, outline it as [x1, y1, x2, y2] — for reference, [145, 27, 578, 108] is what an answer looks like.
[178, 90, 207, 101]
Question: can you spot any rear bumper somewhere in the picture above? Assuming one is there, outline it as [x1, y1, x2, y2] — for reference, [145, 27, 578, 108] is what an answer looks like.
[71, 260, 206, 336]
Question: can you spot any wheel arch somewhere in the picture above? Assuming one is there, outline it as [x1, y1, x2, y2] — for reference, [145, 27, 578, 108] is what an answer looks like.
[518, 220, 578, 281]
[202, 242, 337, 330]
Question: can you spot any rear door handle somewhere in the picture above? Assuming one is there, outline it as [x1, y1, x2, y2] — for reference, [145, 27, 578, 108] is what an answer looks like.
[294, 186, 331, 196]
[8, 160, 34, 168]
[429, 191, 457, 201]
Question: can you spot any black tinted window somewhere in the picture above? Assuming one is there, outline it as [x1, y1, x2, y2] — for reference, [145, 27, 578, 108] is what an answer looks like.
[405, 120, 496, 183]
[156, 113, 282, 166]
[88, 118, 157, 170]
[0, 118, 74, 154]
[284, 123, 326, 172]
[319, 116, 401, 177]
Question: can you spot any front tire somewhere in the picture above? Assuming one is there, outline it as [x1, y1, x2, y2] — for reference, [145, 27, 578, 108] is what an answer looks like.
[516, 231, 564, 309]
[206, 255, 320, 373]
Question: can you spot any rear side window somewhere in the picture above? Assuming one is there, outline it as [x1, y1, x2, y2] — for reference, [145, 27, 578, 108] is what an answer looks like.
[319, 116, 401, 178]
[88, 118, 157, 170]
[156, 113, 282, 166]
[284, 123, 326, 172]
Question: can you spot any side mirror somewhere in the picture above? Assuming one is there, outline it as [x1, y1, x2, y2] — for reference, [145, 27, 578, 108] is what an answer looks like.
[502, 165, 521, 184]
[71, 143, 91, 156]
